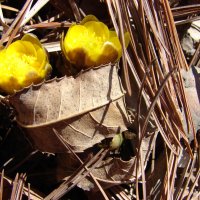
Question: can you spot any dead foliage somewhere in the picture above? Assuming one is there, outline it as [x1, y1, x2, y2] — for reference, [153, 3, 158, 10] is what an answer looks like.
[0, 0, 199, 199]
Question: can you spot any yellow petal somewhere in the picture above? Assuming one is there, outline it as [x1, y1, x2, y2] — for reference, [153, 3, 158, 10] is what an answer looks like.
[0, 76, 20, 94]
[35, 46, 47, 69]
[64, 25, 88, 50]
[109, 30, 118, 38]
[80, 14, 99, 25]
[97, 41, 118, 65]
[21, 41, 37, 57]
[21, 33, 42, 48]
[40, 63, 52, 79]
[84, 21, 109, 41]
[6, 41, 26, 55]
[0, 49, 7, 67]
[64, 25, 90, 66]
[109, 31, 130, 48]
[107, 37, 122, 60]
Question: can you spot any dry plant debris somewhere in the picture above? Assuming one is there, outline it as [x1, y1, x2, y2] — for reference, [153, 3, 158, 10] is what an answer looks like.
[0, 0, 199, 199]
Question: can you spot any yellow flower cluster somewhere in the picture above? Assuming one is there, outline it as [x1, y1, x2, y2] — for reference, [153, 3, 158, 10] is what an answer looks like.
[0, 15, 129, 94]
[0, 34, 51, 94]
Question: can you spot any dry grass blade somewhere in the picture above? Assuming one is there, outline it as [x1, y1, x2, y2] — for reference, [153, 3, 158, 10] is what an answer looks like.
[10, 174, 27, 200]
[136, 66, 151, 139]
[104, 1, 197, 199]
[109, 186, 131, 200]
[0, 5, 19, 12]
[172, 4, 200, 18]
[175, 15, 200, 25]
[0, 0, 33, 46]
[0, 170, 4, 200]
[178, 152, 198, 200]
[45, 140, 109, 200]
[186, 169, 200, 200]
[155, 0, 195, 152]
[0, 0, 51, 45]
[189, 42, 200, 68]
[52, 129, 109, 200]
[24, 21, 71, 30]
[116, 0, 132, 95]
[119, 0, 184, 154]
[174, 157, 192, 199]
[28, 183, 30, 200]
[125, 0, 189, 152]
[45, 150, 108, 200]
[21, 0, 50, 26]
[68, 0, 81, 22]
[161, 0, 197, 150]
[139, 149, 147, 200]
[170, 153, 179, 197]
[135, 68, 176, 199]
[107, 0, 132, 96]
[160, 144, 179, 199]
[140, 68, 177, 152]
[15, 174, 26, 200]
[161, 0, 188, 70]
[177, 68, 197, 148]
[1, 175, 43, 200]
[106, 0, 119, 34]
[143, 1, 170, 56]
[10, 174, 18, 200]
[162, 148, 170, 199]
[0, 3, 5, 24]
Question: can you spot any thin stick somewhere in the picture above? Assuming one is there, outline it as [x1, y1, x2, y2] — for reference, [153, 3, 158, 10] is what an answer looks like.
[125, 50, 178, 154]
[113, 0, 132, 96]
[0, 0, 32, 46]
[28, 183, 30, 200]
[10, 173, 19, 200]
[0, 5, 19, 12]
[53, 130, 109, 200]
[140, 68, 177, 154]
[174, 156, 191, 199]
[189, 42, 200, 68]
[0, 170, 4, 200]
[178, 152, 197, 200]
[21, 0, 50, 26]
[186, 169, 200, 200]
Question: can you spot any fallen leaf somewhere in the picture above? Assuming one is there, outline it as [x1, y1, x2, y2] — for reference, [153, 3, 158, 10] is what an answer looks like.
[57, 132, 158, 190]
[9, 64, 129, 152]
[87, 132, 158, 189]
[181, 66, 200, 140]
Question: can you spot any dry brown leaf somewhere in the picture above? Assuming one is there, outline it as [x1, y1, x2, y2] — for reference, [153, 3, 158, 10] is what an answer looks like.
[181, 66, 200, 140]
[90, 132, 157, 185]
[56, 132, 158, 191]
[9, 64, 129, 153]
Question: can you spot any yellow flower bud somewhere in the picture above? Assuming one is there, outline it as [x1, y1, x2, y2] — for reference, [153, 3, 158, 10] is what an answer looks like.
[63, 15, 129, 69]
[0, 34, 52, 94]
[110, 133, 124, 150]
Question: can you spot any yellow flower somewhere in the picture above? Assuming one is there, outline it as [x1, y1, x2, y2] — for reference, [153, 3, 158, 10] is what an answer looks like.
[0, 34, 52, 94]
[63, 15, 129, 69]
